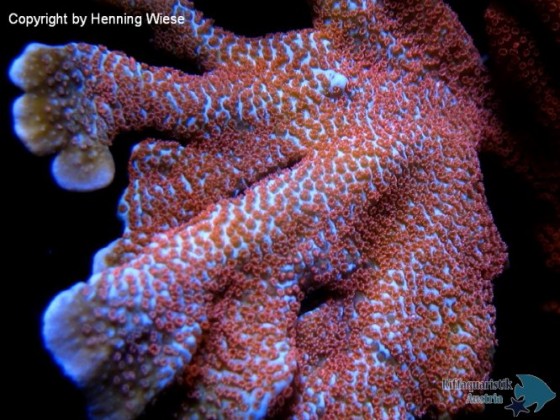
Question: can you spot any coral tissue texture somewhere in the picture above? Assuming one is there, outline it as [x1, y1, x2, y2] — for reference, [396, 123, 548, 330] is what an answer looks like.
[483, 0, 560, 270]
[11, 0, 523, 418]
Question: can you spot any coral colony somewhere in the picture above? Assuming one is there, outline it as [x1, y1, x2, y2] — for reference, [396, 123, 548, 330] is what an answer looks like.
[9, 0, 559, 418]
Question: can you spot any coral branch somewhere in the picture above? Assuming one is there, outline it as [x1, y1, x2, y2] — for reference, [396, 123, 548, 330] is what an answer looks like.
[102, 0, 247, 69]
[13, 0, 551, 418]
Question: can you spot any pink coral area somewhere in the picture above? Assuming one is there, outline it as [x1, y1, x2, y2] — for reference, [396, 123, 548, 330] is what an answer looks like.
[8, 0, 522, 418]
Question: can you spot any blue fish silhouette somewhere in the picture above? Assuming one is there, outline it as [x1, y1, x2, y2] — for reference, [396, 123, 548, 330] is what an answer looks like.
[514, 374, 556, 413]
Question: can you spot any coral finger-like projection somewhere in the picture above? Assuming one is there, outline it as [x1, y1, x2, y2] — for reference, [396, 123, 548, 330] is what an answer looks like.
[11, 0, 519, 418]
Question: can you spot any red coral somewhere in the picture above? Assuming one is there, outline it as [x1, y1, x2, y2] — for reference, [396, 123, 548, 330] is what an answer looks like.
[483, 0, 560, 269]
[10, 0, 520, 418]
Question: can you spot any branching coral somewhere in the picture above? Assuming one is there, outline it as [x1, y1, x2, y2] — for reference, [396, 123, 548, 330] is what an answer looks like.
[10, 0, 516, 418]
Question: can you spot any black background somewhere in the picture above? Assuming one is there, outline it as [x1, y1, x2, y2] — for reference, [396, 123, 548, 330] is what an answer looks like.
[1, 0, 558, 419]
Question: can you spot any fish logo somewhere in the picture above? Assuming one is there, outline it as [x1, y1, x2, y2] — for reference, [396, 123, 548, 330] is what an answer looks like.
[505, 374, 556, 416]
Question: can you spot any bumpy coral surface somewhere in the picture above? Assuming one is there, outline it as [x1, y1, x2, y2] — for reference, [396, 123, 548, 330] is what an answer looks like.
[11, 0, 513, 418]
[483, 0, 560, 270]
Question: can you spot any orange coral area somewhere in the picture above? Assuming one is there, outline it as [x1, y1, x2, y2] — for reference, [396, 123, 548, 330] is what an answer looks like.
[9, 0, 522, 418]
